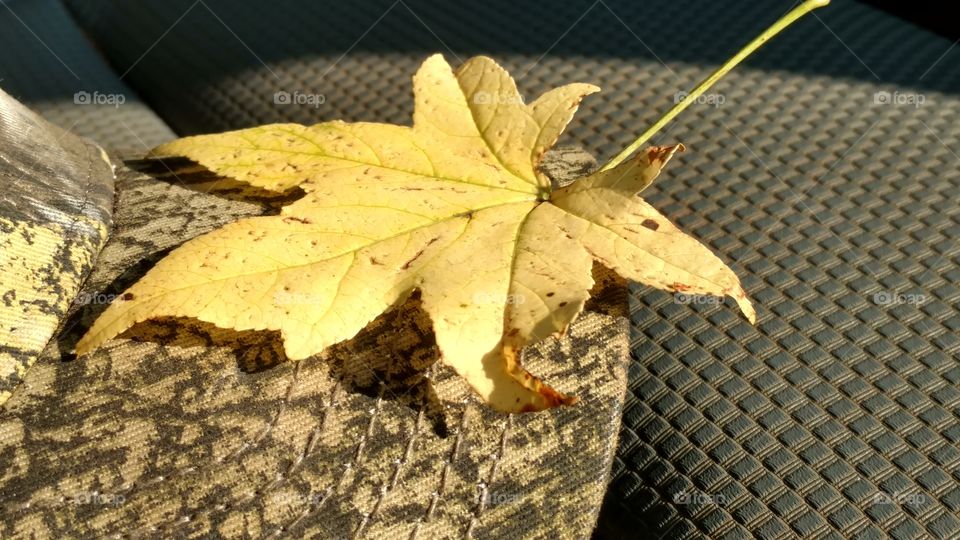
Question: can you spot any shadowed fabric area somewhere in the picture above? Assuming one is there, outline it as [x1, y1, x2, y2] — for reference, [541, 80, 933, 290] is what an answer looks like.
[0, 140, 630, 537]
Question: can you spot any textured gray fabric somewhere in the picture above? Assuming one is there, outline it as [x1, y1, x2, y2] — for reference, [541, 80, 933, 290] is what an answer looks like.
[0, 0, 175, 149]
[12, 0, 960, 537]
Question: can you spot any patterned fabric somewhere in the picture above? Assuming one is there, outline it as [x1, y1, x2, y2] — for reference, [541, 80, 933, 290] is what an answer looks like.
[0, 146, 631, 538]
[0, 88, 114, 405]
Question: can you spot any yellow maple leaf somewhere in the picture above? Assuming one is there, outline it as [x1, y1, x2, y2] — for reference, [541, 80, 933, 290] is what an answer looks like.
[77, 54, 755, 412]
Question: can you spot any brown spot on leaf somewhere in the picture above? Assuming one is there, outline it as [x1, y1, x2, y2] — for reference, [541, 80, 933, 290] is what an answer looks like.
[283, 216, 312, 225]
[645, 143, 685, 165]
[401, 250, 425, 270]
[641, 219, 659, 231]
[534, 385, 579, 411]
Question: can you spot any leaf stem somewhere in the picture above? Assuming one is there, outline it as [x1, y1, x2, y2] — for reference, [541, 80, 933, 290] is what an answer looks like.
[600, 0, 830, 171]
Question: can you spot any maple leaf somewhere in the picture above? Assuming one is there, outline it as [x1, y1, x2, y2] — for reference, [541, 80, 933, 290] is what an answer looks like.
[76, 54, 754, 412]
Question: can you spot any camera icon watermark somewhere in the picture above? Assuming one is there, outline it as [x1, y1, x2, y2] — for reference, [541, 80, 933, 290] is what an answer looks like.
[478, 490, 522, 506]
[673, 490, 727, 505]
[273, 90, 326, 108]
[73, 91, 126, 108]
[472, 91, 525, 105]
[673, 91, 725, 108]
[674, 292, 722, 306]
[873, 491, 925, 506]
[69, 491, 126, 507]
[873, 290, 927, 306]
[72, 291, 132, 306]
[873, 90, 925, 108]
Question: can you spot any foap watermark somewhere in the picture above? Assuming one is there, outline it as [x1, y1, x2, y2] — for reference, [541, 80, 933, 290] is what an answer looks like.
[673, 490, 728, 506]
[74, 91, 126, 107]
[477, 490, 522, 506]
[873, 90, 925, 108]
[273, 290, 325, 306]
[873, 290, 927, 307]
[674, 292, 722, 306]
[69, 491, 126, 507]
[673, 90, 725, 108]
[472, 91, 524, 106]
[873, 491, 926, 507]
[473, 291, 525, 305]
[72, 291, 132, 306]
[273, 90, 326, 108]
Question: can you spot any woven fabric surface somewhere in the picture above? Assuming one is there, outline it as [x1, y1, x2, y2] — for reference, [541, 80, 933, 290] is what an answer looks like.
[0, 146, 630, 538]
[0, 88, 113, 405]
[31, 0, 960, 537]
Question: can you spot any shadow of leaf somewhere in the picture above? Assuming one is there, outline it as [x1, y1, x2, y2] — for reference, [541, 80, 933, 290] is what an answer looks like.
[123, 156, 303, 211]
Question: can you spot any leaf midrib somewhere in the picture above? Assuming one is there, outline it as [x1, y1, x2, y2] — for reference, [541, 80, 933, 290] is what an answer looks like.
[190, 139, 539, 196]
[107, 198, 540, 310]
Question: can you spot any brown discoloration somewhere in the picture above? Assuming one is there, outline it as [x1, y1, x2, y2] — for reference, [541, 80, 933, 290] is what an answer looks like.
[502, 342, 578, 413]
[641, 219, 659, 231]
[282, 216, 312, 225]
[542, 386, 579, 407]
[401, 250, 425, 270]
[645, 143, 685, 165]
[401, 237, 440, 270]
